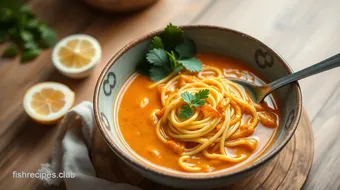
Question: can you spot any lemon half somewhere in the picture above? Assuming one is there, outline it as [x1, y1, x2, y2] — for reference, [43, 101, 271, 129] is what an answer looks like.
[52, 34, 101, 79]
[23, 82, 75, 124]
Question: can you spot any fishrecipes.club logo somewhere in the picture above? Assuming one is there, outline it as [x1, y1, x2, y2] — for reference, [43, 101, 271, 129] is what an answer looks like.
[13, 171, 75, 179]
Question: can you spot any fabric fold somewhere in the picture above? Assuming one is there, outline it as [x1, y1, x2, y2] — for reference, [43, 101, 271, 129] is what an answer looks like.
[38, 101, 141, 190]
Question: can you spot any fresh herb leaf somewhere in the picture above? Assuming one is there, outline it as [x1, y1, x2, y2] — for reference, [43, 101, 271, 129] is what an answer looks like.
[21, 48, 40, 63]
[173, 65, 184, 73]
[19, 5, 33, 18]
[136, 57, 150, 76]
[2, 43, 18, 58]
[149, 36, 163, 50]
[8, 28, 21, 42]
[149, 66, 170, 82]
[136, 23, 202, 81]
[178, 58, 202, 72]
[160, 23, 184, 51]
[181, 91, 194, 104]
[40, 25, 57, 48]
[24, 40, 39, 50]
[20, 30, 33, 42]
[192, 99, 205, 107]
[179, 105, 194, 119]
[179, 89, 210, 119]
[175, 38, 196, 59]
[26, 18, 40, 29]
[0, 2, 57, 62]
[194, 89, 209, 100]
[146, 48, 168, 66]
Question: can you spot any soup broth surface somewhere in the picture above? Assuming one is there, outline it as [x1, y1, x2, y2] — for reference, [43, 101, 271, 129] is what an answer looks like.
[117, 52, 280, 173]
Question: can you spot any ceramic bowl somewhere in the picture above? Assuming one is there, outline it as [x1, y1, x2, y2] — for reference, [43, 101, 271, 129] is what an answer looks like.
[93, 25, 302, 189]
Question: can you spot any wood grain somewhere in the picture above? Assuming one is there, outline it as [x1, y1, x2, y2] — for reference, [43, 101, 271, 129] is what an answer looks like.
[1, 0, 340, 189]
[0, 0, 213, 189]
[90, 111, 313, 190]
[303, 85, 340, 190]
[192, 0, 340, 120]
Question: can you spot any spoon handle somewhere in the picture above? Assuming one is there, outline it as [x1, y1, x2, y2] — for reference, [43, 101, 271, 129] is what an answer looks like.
[269, 53, 340, 91]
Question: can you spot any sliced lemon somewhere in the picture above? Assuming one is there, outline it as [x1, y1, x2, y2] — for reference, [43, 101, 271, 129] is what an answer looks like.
[23, 82, 75, 124]
[52, 34, 101, 79]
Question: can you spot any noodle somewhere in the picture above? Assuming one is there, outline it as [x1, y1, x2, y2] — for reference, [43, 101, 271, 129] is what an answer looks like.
[151, 66, 273, 172]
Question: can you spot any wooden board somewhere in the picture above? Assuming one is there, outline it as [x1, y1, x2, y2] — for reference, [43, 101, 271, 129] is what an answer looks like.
[91, 110, 314, 190]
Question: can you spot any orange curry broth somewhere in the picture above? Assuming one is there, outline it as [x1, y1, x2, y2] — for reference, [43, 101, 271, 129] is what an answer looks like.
[117, 52, 280, 173]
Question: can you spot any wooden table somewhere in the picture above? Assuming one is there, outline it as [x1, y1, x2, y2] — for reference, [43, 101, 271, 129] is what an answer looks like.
[0, 0, 339, 189]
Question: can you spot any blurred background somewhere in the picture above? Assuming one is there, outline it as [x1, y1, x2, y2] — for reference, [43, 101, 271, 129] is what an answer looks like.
[0, 0, 339, 189]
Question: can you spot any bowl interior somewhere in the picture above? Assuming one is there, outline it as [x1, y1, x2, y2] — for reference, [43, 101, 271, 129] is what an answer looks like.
[94, 26, 301, 178]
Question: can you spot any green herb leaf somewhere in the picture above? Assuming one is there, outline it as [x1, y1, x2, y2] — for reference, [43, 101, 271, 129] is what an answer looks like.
[160, 23, 184, 50]
[177, 58, 202, 72]
[175, 38, 196, 59]
[27, 18, 40, 29]
[173, 65, 184, 73]
[8, 28, 21, 42]
[149, 36, 163, 50]
[149, 66, 170, 82]
[2, 43, 18, 58]
[194, 89, 209, 100]
[24, 41, 39, 50]
[21, 48, 40, 63]
[136, 57, 151, 76]
[179, 89, 209, 119]
[181, 91, 194, 104]
[192, 99, 205, 107]
[0, 3, 57, 63]
[19, 6, 33, 18]
[20, 30, 33, 42]
[179, 105, 194, 119]
[40, 25, 57, 48]
[146, 48, 168, 66]
[136, 23, 200, 81]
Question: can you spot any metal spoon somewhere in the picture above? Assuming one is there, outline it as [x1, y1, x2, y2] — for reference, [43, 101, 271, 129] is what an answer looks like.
[229, 53, 340, 104]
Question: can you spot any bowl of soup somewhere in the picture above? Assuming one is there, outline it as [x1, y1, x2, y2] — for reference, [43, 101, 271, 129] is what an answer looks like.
[93, 25, 302, 189]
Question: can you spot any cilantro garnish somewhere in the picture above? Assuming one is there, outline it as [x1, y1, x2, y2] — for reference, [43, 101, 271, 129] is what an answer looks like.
[177, 58, 202, 72]
[136, 23, 202, 82]
[146, 48, 168, 66]
[148, 36, 163, 50]
[179, 89, 209, 119]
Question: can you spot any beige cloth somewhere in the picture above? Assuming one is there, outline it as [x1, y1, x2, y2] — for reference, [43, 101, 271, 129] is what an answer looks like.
[38, 101, 141, 190]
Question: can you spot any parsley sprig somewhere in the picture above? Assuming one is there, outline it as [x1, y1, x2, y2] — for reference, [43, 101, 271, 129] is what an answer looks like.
[136, 23, 202, 81]
[179, 89, 209, 119]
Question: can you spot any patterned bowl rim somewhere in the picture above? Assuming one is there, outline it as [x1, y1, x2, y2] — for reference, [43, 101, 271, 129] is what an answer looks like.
[93, 25, 302, 180]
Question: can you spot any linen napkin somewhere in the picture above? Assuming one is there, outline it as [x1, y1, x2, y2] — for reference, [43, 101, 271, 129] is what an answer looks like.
[38, 101, 141, 190]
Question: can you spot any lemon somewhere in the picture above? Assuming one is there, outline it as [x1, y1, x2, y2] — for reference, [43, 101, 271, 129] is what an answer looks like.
[23, 82, 75, 124]
[52, 34, 101, 79]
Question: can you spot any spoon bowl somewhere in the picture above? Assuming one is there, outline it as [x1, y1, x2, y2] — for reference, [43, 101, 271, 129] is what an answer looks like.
[228, 78, 271, 104]
[230, 52, 340, 103]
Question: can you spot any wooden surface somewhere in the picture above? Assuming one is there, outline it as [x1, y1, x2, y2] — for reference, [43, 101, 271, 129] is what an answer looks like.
[91, 110, 314, 190]
[0, 0, 339, 189]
